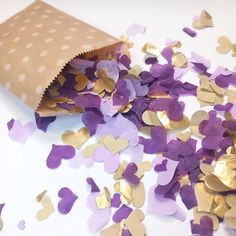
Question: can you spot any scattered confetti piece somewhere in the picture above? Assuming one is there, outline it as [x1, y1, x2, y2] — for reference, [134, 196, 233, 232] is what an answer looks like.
[17, 220, 25, 230]
[126, 23, 145, 37]
[86, 177, 100, 193]
[35, 112, 56, 132]
[182, 27, 197, 37]
[2, 4, 236, 235]
[61, 127, 90, 149]
[58, 187, 78, 214]
[87, 193, 111, 232]
[141, 43, 160, 56]
[192, 10, 213, 30]
[36, 190, 55, 221]
[7, 119, 36, 144]
[46, 144, 76, 169]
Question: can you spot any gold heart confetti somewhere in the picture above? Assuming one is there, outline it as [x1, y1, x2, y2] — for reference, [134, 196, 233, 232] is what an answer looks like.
[74, 73, 90, 91]
[216, 36, 233, 54]
[102, 135, 129, 155]
[142, 110, 161, 126]
[172, 52, 188, 68]
[141, 42, 160, 57]
[62, 127, 90, 149]
[93, 69, 115, 93]
[95, 187, 111, 209]
[36, 190, 55, 221]
[192, 10, 213, 30]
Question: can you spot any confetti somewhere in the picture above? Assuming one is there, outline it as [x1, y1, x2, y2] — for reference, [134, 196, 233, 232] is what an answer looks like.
[102, 135, 129, 155]
[224, 194, 236, 229]
[180, 185, 197, 210]
[87, 193, 111, 232]
[61, 127, 90, 149]
[122, 162, 140, 185]
[0, 204, 5, 232]
[17, 220, 26, 230]
[2, 6, 236, 235]
[86, 177, 100, 193]
[124, 209, 146, 236]
[216, 36, 236, 56]
[58, 187, 78, 214]
[131, 182, 145, 208]
[141, 43, 160, 56]
[35, 112, 56, 132]
[113, 204, 132, 223]
[192, 10, 213, 30]
[126, 23, 145, 37]
[36, 190, 55, 221]
[182, 27, 197, 37]
[7, 119, 36, 144]
[46, 144, 76, 169]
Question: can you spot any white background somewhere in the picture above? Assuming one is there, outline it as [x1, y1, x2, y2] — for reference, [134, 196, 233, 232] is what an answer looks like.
[0, 1, 236, 236]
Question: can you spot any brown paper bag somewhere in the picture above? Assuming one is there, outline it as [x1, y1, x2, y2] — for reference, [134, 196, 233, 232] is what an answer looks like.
[0, 0, 122, 116]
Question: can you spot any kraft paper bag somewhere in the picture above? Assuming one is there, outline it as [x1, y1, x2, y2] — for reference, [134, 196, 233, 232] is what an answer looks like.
[0, 0, 122, 116]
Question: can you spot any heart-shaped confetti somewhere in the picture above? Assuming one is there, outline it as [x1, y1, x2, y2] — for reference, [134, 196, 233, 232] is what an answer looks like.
[102, 135, 129, 155]
[17, 220, 26, 230]
[7, 119, 36, 144]
[47, 144, 76, 169]
[216, 36, 233, 54]
[36, 191, 55, 221]
[58, 187, 78, 214]
[192, 10, 213, 30]
[62, 127, 90, 149]
[122, 162, 140, 185]
[126, 23, 145, 37]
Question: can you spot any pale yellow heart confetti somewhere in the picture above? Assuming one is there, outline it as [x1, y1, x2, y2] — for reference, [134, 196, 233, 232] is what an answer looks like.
[172, 52, 188, 68]
[141, 42, 160, 57]
[102, 135, 129, 155]
[216, 36, 233, 54]
[142, 110, 161, 126]
[62, 127, 90, 149]
[192, 10, 213, 30]
[36, 190, 55, 221]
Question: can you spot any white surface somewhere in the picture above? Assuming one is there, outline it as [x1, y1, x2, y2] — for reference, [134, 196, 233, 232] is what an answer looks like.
[0, 1, 236, 236]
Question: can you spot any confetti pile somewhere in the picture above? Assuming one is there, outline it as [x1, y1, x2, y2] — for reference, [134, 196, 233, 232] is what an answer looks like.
[2, 9, 236, 236]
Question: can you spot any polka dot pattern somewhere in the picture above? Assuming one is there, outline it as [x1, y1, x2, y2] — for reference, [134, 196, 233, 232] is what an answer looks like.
[19, 73, 26, 82]
[22, 56, 30, 63]
[0, 0, 119, 110]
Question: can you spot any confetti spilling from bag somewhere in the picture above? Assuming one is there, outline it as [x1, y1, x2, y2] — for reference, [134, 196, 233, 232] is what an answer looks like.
[3, 7, 236, 236]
